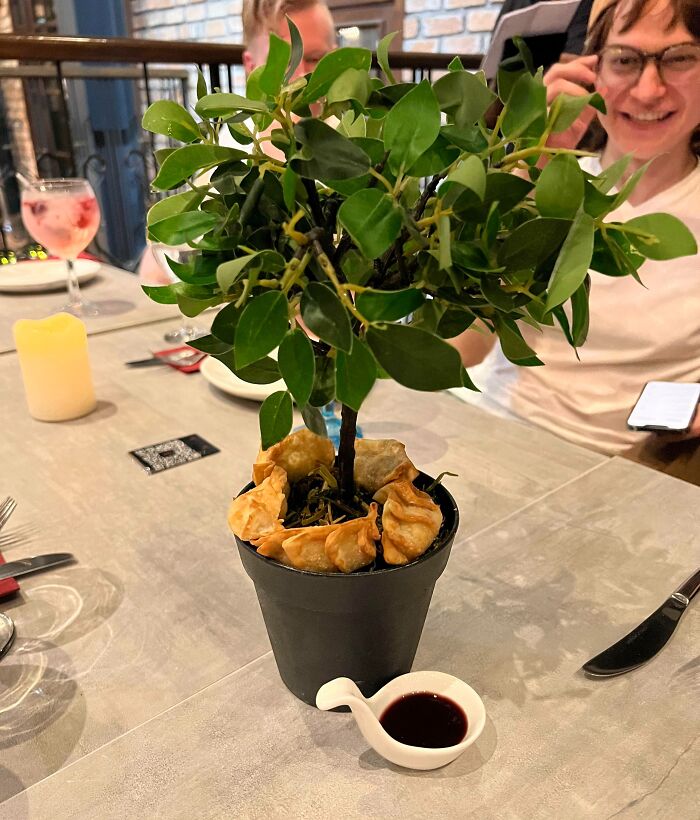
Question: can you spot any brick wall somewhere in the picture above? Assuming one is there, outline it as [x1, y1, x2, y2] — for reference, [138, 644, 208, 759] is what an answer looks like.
[403, 0, 501, 56]
[131, 0, 498, 57]
[130, 0, 243, 43]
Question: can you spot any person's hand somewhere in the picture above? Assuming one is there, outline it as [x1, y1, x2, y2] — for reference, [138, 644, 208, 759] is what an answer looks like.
[543, 55, 603, 150]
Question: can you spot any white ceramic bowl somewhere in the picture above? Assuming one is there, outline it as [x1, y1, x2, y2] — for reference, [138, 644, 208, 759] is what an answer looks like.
[316, 671, 486, 770]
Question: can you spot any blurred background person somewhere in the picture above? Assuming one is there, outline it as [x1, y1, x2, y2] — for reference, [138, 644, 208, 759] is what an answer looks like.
[139, 0, 336, 285]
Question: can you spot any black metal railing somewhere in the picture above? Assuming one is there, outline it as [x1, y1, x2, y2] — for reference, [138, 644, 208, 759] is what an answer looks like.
[0, 35, 482, 269]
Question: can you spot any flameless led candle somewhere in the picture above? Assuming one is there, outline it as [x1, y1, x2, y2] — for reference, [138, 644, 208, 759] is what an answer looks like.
[13, 312, 97, 421]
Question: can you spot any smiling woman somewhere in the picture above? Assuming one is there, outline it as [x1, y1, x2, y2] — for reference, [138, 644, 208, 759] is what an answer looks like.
[586, 0, 700, 180]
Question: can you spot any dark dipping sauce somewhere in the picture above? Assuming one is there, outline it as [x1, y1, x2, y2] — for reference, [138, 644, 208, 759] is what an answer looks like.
[379, 692, 467, 748]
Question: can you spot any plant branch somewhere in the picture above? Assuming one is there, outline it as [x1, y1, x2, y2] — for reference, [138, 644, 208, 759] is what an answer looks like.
[412, 174, 442, 222]
[337, 403, 358, 501]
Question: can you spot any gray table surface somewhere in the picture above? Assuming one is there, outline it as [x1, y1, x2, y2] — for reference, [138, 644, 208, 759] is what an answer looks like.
[0, 319, 697, 818]
[0, 264, 181, 353]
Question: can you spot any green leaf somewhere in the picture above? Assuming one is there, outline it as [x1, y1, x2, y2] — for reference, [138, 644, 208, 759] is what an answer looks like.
[384, 80, 441, 174]
[327, 68, 372, 107]
[196, 69, 208, 100]
[278, 329, 315, 406]
[406, 135, 460, 177]
[356, 287, 424, 322]
[301, 283, 353, 353]
[444, 155, 486, 203]
[493, 316, 541, 364]
[148, 212, 219, 245]
[366, 324, 464, 391]
[211, 302, 243, 344]
[622, 213, 698, 261]
[501, 71, 547, 139]
[302, 48, 372, 103]
[237, 358, 282, 384]
[337, 189, 402, 259]
[592, 154, 632, 193]
[545, 212, 595, 310]
[282, 167, 300, 212]
[195, 93, 268, 118]
[142, 284, 179, 305]
[142, 100, 201, 143]
[535, 154, 584, 219]
[483, 172, 534, 213]
[260, 33, 291, 97]
[309, 355, 336, 406]
[284, 16, 303, 83]
[441, 125, 488, 153]
[214, 352, 281, 384]
[549, 92, 605, 133]
[301, 404, 327, 437]
[433, 70, 496, 128]
[498, 218, 571, 271]
[583, 181, 617, 218]
[335, 336, 377, 412]
[609, 160, 652, 210]
[448, 56, 464, 71]
[187, 334, 232, 355]
[216, 251, 285, 294]
[259, 391, 293, 450]
[570, 275, 590, 347]
[437, 308, 476, 339]
[234, 291, 289, 369]
[377, 31, 397, 84]
[291, 119, 370, 180]
[152, 145, 247, 190]
[341, 250, 373, 286]
[146, 190, 205, 226]
[177, 292, 222, 318]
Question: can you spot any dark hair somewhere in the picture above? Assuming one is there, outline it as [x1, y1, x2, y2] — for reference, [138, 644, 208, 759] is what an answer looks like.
[580, 0, 700, 153]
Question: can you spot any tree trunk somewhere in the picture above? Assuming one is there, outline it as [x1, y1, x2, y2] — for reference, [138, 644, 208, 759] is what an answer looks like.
[337, 403, 357, 501]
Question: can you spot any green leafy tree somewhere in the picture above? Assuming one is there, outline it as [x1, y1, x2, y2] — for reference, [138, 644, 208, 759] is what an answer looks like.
[142, 28, 697, 501]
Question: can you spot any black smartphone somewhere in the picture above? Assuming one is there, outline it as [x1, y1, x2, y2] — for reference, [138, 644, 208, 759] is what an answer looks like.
[627, 381, 700, 433]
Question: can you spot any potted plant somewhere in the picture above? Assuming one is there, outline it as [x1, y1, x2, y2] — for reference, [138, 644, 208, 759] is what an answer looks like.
[142, 29, 695, 704]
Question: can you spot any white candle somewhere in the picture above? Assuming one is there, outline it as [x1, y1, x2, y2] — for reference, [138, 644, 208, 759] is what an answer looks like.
[13, 312, 97, 421]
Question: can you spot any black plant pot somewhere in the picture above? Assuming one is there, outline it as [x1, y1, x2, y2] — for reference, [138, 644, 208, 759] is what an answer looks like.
[235, 474, 459, 707]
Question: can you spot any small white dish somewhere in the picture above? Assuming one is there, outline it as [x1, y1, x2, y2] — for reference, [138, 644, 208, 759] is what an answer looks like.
[316, 671, 486, 771]
[200, 354, 285, 402]
[0, 258, 100, 293]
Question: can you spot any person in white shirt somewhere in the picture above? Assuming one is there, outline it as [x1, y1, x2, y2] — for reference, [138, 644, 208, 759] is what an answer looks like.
[452, 0, 700, 465]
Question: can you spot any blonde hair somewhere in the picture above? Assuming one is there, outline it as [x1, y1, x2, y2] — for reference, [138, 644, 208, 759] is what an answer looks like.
[242, 0, 325, 44]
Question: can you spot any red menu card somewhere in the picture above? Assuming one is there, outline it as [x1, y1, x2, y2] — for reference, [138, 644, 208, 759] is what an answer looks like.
[0, 552, 20, 600]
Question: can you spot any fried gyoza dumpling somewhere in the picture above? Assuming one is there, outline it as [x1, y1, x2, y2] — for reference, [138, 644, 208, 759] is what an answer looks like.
[227, 465, 288, 542]
[325, 504, 379, 573]
[255, 523, 340, 572]
[373, 480, 442, 566]
[253, 428, 335, 485]
[353, 439, 419, 494]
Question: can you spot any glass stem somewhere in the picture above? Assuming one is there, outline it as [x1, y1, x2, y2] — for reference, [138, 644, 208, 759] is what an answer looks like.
[66, 258, 82, 306]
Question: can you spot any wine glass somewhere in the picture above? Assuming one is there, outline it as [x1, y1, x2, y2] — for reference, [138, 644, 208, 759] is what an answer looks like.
[151, 244, 206, 343]
[20, 177, 101, 317]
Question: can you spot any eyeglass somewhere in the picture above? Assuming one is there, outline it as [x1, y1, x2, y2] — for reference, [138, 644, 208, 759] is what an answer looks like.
[598, 41, 700, 85]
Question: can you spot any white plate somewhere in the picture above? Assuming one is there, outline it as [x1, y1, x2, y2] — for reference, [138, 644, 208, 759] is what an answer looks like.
[200, 354, 285, 402]
[0, 259, 100, 293]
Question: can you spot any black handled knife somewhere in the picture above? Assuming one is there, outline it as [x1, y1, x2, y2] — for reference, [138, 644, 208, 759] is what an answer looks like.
[582, 567, 700, 677]
[0, 553, 75, 581]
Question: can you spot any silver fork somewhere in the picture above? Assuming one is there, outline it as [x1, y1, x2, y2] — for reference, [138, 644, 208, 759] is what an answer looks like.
[0, 497, 16, 534]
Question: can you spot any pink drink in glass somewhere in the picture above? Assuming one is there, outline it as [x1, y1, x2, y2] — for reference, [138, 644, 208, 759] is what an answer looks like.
[21, 191, 100, 259]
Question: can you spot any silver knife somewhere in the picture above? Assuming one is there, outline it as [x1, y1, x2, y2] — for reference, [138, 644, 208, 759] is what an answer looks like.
[582, 567, 700, 677]
[0, 553, 75, 581]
